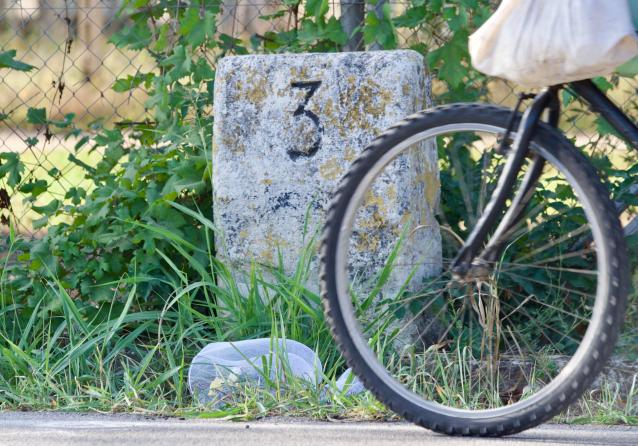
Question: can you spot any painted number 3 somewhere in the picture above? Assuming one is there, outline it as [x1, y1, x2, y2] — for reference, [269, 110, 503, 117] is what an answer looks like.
[289, 81, 323, 160]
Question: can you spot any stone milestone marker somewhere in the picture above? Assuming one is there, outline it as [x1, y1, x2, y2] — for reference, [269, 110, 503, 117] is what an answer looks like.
[213, 50, 441, 292]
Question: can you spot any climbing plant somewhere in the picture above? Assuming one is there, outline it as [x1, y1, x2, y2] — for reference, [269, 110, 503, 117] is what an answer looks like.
[1, 0, 636, 312]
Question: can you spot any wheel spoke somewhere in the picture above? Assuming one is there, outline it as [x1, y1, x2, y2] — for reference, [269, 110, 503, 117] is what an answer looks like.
[325, 114, 624, 426]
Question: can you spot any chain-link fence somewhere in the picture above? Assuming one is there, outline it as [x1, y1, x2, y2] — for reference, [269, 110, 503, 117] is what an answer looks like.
[0, 0, 154, 233]
[1, 1, 637, 235]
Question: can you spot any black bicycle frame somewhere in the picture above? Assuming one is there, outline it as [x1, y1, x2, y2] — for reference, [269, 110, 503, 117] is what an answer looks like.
[570, 80, 638, 149]
[451, 79, 638, 277]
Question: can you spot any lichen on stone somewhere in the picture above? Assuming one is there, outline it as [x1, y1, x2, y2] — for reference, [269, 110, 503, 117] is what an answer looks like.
[212, 51, 440, 303]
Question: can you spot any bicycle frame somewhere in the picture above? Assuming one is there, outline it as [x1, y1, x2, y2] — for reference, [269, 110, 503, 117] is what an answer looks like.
[571, 80, 638, 148]
[451, 79, 638, 277]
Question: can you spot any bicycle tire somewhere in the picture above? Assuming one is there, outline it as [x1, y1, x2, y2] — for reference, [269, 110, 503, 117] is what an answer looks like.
[320, 104, 629, 436]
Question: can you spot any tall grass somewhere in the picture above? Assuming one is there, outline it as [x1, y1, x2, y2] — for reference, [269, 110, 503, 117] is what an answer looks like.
[0, 206, 363, 417]
[0, 204, 636, 424]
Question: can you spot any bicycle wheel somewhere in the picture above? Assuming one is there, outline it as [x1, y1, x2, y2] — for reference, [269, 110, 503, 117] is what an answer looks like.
[320, 104, 629, 436]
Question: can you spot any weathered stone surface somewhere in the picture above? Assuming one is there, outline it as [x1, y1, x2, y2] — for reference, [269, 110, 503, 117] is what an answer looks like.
[212, 50, 440, 292]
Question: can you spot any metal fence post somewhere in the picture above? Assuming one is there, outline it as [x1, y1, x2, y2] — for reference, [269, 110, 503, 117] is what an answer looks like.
[340, 0, 364, 51]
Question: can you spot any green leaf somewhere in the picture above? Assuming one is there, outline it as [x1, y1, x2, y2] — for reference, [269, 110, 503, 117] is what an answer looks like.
[616, 56, 638, 77]
[324, 17, 347, 45]
[363, 6, 397, 49]
[32, 215, 48, 230]
[427, 30, 469, 88]
[179, 8, 206, 46]
[394, 6, 426, 28]
[113, 73, 155, 92]
[68, 154, 97, 175]
[446, 5, 468, 31]
[65, 187, 86, 205]
[306, 0, 328, 20]
[596, 116, 624, 139]
[154, 23, 169, 52]
[427, 0, 443, 11]
[192, 59, 215, 83]
[592, 76, 614, 93]
[32, 199, 60, 216]
[0, 50, 35, 71]
[49, 113, 75, 128]
[26, 107, 47, 125]
[0, 152, 24, 187]
[160, 45, 192, 82]
[561, 89, 576, 107]
[109, 22, 152, 50]
[179, 8, 218, 47]
[19, 180, 48, 197]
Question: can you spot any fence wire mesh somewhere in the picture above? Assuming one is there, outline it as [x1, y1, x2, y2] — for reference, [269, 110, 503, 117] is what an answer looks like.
[0, 0, 155, 234]
[0, 1, 636, 234]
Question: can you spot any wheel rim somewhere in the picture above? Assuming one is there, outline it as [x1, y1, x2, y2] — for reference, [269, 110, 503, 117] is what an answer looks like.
[333, 122, 609, 418]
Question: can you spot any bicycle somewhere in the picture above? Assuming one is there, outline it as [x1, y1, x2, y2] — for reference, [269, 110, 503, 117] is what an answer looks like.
[319, 79, 635, 436]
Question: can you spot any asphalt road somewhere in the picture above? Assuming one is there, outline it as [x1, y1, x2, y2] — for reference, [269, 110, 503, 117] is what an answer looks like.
[0, 412, 636, 446]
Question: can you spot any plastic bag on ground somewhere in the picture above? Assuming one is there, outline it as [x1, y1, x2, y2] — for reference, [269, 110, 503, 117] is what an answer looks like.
[188, 338, 366, 405]
[188, 338, 323, 404]
[469, 0, 638, 87]
[334, 368, 365, 396]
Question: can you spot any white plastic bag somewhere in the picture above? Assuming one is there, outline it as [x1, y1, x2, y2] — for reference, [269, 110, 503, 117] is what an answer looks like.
[187, 338, 367, 405]
[469, 0, 638, 87]
[188, 338, 323, 404]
